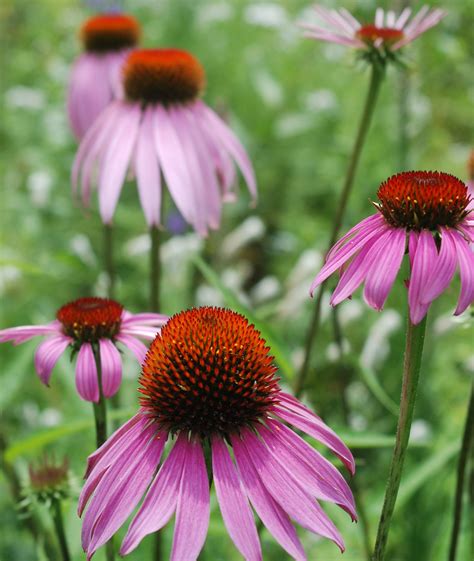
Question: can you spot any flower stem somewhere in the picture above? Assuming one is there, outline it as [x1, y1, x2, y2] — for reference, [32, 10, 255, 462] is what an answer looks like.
[372, 315, 427, 561]
[150, 226, 161, 312]
[104, 223, 116, 299]
[448, 381, 474, 561]
[294, 62, 384, 397]
[51, 499, 71, 561]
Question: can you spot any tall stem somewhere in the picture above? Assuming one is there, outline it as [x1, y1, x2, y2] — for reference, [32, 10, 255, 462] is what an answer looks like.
[372, 315, 427, 560]
[294, 63, 384, 397]
[150, 226, 161, 312]
[448, 382, 474, 561]
[104, 224, 116, 299]
[51, 499, 71, 561]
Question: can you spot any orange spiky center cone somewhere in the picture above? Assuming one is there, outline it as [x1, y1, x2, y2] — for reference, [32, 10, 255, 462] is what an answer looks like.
[139, 307, 280, 438]
[123, 48, 205, 104]
[375, 171, 471, 230]
[56, 297, 123, 343]
[356, 24, 404, 44]
[80, 13, 140, 52]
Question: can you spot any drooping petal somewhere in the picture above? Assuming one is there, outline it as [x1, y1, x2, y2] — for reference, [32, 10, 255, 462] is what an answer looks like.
[99, 339, 122, 398]
[272, 392, 355, 474]
[134, 106, 162, 227]
[120, 326, 162, 339]
[84, 426, 166, 557]
[0, 321, 61, 344]
[261, 419, 356, 519]
[450, 229, 474, 315]
[212, 437, 262, 561]
[170, 437, 210, 561]
[34, 335, 72, 385]
[115, 334, 148, 364]
[408, 230, 437, 324]
[120, 434, 188, 555]
[421, 228, 457, 304]
[363, 227, 407, 310]
[120, 312, 168, 326]
[232, 434, 306, 561]
[75, 343, 99, 402]
[233, 430, 345, 552]
[197, 101, 257, 201]
[98, 103, 142, 224]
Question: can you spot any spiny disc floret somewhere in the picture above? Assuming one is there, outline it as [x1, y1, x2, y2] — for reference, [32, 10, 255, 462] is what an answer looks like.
[139, 307, 280, 438]
[80, 14, 140, 52]
[57, 297, 123, 343]
[123, 49, 205, 104]
[356, 24, 404, 45]
[376, 171, 471, 230]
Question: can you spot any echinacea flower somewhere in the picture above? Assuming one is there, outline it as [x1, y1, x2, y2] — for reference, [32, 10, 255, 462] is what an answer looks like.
[68, 13, 141, 139]
[79, 307, 356, 560]
[25, 456, 72, 508]
[311, 171, 474, 324]
[0, 297, 167, 402]
[302, 5, 446, 57]
[72, 48, 257, 235]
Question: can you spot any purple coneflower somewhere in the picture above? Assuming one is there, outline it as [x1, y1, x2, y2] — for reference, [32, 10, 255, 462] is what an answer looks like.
[68, 13, 141, 140]
[72, 48, 256, 235]
[311, 171, 474, 325]
[79, 307, 356, 560]
[302, 5, 445, 53]
[0, 297, 167, 402]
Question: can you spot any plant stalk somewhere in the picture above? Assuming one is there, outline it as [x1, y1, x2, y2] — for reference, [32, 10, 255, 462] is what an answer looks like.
[104, 223, 116, 299]
[372, 315, 427, 560]
[448, 382, 474, 561]
[150, 226, 161, 312]
[51, 499, 71, 561]
[294, 62, 384, 397]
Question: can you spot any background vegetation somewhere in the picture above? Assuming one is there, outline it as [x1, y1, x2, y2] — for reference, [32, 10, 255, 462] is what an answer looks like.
[1, 0, 473, 560]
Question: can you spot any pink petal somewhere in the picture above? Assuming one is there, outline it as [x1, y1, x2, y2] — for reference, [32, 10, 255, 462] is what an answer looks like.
[134, 106, 162, 227]
[363, 227, 407, 310]
[98, 103, 142, 224]
[99, 339, 122, 398]
[120, 434, 187, 555]
[197, 101, 257, 201]
[408, 230, 437, 324]
[273, 392, 355, 474]
[262, 419, 356, 519]
[84, 426, 165, 557]
[450, 229, 474, 315]
[75, 343, 99, 402]
[115, 334, 148, 364]
[233, 430, 345, 551]
[421, 228, 457, 304]
[120, 312, 168, 326]
[212, 437, 262, 561]
[0, 321, 61, 344]
[232, 434, 306, 561]
[34, 335, 72, 385]
[170, 437, 210, 561]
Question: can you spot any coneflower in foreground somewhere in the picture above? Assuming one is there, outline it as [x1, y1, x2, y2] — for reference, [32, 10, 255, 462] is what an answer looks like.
[311, 171, 474, 324]
[0, 297, 167, 402]
[301, 5, 446, 57]
[68, 13, 141, 140]
[73, 48, 256, 235]
[79, 307, 356, 560]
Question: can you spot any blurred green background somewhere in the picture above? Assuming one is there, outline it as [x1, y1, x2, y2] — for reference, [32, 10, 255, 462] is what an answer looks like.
[1, 0, 473, 560]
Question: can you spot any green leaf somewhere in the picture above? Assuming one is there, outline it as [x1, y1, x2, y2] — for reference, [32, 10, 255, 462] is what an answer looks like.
[357, 362, 399, 416]
[337, 432, 430, 449]
[0, 340, 37, 409]
[193, 256, 295, 380]
[4, 408, 136, 464]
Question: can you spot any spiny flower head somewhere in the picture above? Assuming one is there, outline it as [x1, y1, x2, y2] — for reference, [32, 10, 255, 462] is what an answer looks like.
[80, 13, 140, 52]
[25, 456, 72, 507]
[139, 307, 280, 437]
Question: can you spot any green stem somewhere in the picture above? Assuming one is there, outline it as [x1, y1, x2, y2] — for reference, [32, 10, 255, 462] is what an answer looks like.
[294, 62, 384, 397]
[104, 223, 116, 299]
[372, 315, 427, 560]
[150, 226, 161, 312]
[51, 499, 71, 561]
[448, 382, 474, 561]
